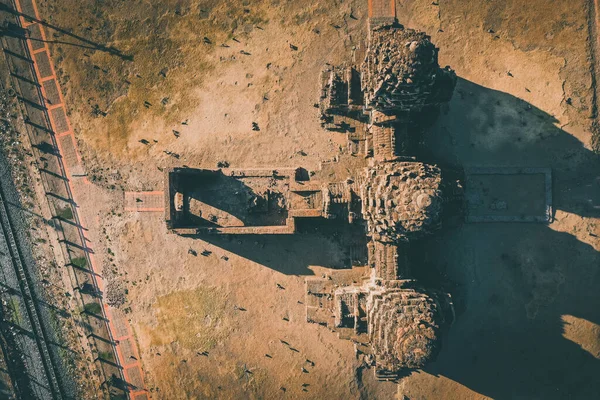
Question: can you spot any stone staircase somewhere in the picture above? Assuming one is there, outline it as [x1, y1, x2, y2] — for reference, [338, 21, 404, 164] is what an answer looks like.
[372, 124, 394, 160]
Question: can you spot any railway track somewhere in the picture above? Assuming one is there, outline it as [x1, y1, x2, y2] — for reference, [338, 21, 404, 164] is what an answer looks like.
[0, 182, 65, 398]
[0, 1, 127, 397]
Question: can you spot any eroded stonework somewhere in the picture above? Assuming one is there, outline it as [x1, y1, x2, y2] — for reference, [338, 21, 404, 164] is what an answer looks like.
[362, 162, 443, 243]
[366, 281, 451, 373]
[361, 26, 456, 115]
[308, 18, 458, 379]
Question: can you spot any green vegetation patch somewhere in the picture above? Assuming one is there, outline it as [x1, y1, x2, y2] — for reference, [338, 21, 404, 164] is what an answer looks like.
[149, 287, 229, 351]
[56, 206, 74, 220]
[98, 350, 115, 362]
[71, 256, 88, 269]
[84, 302, 102, 315]
[8, 297, 22, 324]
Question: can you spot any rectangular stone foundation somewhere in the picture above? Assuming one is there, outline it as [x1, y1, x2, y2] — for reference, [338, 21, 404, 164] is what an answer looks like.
[465, 167, 552, 223]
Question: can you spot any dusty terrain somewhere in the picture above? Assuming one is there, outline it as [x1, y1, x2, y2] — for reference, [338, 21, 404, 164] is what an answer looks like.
[28, 0, 600, 399]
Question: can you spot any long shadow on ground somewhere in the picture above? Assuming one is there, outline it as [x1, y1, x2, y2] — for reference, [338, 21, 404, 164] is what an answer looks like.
[196, 218, 368, 276]
[415, 78, 600, 399]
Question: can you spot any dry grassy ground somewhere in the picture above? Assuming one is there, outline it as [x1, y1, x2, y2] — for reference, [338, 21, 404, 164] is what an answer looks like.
[33, 0, 600, 399]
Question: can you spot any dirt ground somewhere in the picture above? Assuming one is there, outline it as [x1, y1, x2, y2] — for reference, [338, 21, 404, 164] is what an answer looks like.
[33, 0, 600, 399]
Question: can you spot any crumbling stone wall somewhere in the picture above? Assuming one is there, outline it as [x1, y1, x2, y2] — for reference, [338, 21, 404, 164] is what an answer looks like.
[319, 66, 349, 116]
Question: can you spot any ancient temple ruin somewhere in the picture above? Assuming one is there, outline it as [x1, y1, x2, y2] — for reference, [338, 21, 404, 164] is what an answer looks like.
[361, 26, 456, 115]
[305, 13, 459, 378]
[306, 160, 456, 379]
[165, 6, 459, 381]
[319, 21, 456, 161]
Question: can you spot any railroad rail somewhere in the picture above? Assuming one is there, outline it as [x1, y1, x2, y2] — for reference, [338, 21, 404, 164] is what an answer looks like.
[0, 0, 132, 397]
[0, 180, 65, 398]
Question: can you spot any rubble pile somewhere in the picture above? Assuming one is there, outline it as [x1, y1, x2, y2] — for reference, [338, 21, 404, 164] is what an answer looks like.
[361, 25, 456, 114]
[361, 161, 443, 243]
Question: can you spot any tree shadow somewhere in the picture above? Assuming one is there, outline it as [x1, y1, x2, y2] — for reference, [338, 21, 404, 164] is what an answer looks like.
[0, 4, 133, 61]
[411, 77, 600, 399]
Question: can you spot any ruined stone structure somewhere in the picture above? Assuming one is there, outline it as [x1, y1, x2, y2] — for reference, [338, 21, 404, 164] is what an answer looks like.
[361, 26, 456, 116]
[165, 3, 459, 381]
[310, 11, 458, 379]
[319, 65, 363, 118]
[319, 20, 456, 161]
[366, 281, 452, 375]
[362, 162, 443, 243]
[308, 159, 455, 378]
